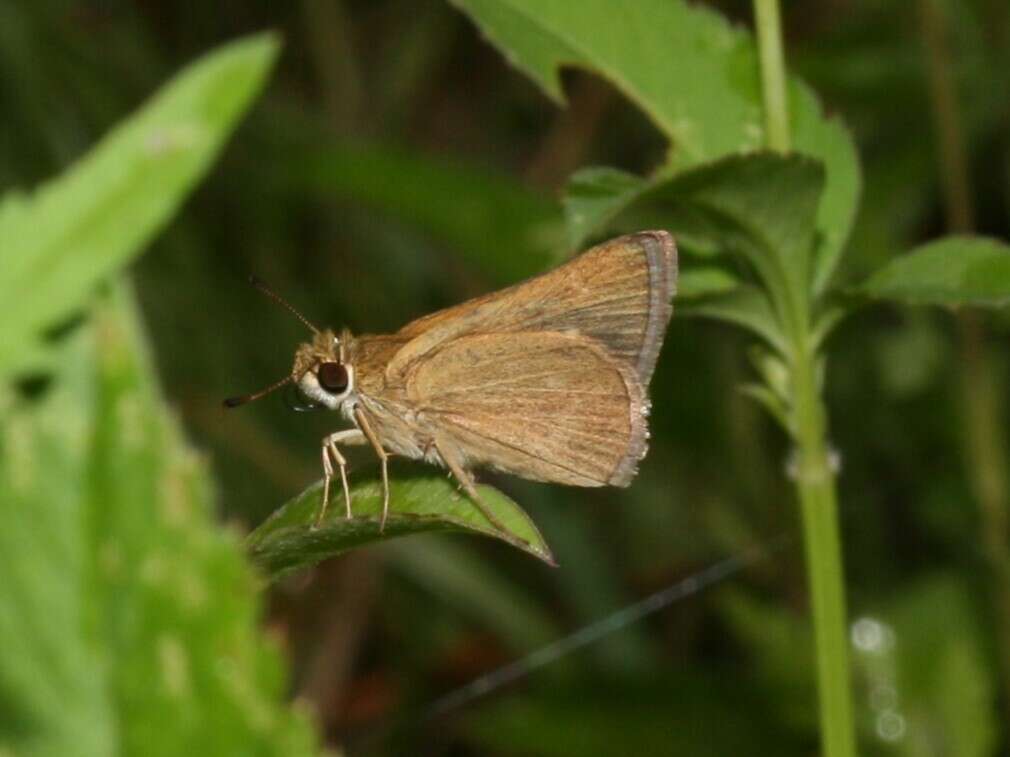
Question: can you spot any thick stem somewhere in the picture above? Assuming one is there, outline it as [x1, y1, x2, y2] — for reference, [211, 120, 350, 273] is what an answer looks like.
[753, 0, 791, 152]
[791, 342, 855, 757]
[753, 1, 856, 752]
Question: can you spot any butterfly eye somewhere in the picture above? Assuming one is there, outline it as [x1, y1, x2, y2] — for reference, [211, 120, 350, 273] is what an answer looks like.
[317, 362, 349, 394]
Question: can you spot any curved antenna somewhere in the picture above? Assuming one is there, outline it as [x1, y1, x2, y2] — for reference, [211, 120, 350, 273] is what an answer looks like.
[248, 274, 319, 334]
[223, 374, 293, 409]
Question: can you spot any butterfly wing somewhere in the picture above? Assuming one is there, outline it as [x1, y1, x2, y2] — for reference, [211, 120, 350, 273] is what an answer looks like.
[406, 331, 649, 487]
[387, 231, 677, 386]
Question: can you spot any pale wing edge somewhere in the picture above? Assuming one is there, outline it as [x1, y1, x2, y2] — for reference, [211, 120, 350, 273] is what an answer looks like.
[608, 356, 650, 487]
[631, 230, 678, 387]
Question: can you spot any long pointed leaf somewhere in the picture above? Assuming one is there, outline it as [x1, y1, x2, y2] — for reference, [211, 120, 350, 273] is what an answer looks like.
[248, 465, 556, 578]
[0, 33, 280, 379]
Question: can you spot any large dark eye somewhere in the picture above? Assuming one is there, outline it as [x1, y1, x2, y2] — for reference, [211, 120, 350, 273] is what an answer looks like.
[317, 362, 349, 394]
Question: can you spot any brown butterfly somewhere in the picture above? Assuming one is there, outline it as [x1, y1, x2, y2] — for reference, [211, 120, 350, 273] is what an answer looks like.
[225, 231, 677, 533]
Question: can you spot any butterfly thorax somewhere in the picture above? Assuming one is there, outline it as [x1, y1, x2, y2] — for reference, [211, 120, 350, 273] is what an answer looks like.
[345, 334, 411, 396]
[344, 333, 442, 461]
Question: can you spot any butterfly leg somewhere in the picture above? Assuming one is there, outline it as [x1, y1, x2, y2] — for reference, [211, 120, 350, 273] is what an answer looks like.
[433, 434, 512, 537]
[317, 429, 366, 528]
[353, 407, 392, 533]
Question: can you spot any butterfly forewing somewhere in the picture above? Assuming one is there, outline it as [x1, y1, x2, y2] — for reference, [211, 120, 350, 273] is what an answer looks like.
[389, 231, 677, 385]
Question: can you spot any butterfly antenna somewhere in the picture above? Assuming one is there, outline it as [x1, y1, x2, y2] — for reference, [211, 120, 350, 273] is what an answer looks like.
[248, 274, 319, 334]
[223, 374, 293, 409]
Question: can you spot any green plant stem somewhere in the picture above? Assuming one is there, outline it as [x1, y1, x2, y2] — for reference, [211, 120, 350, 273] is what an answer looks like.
[791, 340, 855, 757]
[753, 0, 791, 152]
[753, 1, 855, 753]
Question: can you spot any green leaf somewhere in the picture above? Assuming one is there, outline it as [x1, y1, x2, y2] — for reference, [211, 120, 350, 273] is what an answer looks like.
[651, 153, 825, 318]
[566, 154, 822, 350]
[677, 267, 741, 299]
[859, 235, 1010, 308]
[563, 166, 646, 249]
[248, 464, 556, 579]
[564, 167, 730, 259]
[283, 140, 562, 284]
[0, 284, 318, 757]
[448, 0, 860, 289]
[739, 346, 792, 431]
[0, 330, 110, 755]
[739, 383, 790, 433]
[747, 345, 791, 402]
[567, 154, 825, 330]
[793, 84, 861, 295]
[678, 285, 787, 355]
[0, 33, 280, 379]
[809, 297, 855, 349]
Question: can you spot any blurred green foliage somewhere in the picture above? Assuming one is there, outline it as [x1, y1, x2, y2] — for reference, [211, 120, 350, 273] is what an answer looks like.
[0, 33, 282, 378]
[861, 236, 1010, 307]
[450, 0, 861, 291]
[0, 34, 322, 756]
[0, 285, 319, 755]
[2, 1, 1010, 755]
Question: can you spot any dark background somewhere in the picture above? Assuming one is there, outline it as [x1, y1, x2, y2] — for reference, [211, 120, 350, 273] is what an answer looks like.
[3, 1, 1009, 754]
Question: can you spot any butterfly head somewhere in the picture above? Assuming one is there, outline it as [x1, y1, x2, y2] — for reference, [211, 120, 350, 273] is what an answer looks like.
[222, 277, 355, 412]
[292, 329, 355, 410]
